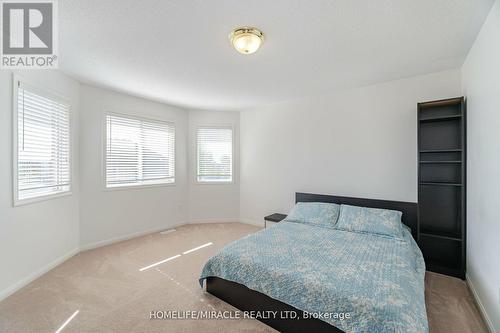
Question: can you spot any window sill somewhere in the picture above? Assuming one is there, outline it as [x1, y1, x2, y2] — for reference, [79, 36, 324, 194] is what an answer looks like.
[13, 190, 72, 207]
[195, 181, 234, 185]
[103, 182, 176, 191]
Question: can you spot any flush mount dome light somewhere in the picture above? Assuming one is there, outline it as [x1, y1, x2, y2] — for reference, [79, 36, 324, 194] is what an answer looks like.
[229, 27, 264, 54]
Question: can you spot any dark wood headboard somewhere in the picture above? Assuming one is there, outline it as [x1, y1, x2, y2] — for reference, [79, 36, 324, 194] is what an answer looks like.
[296, 192, 418, 239]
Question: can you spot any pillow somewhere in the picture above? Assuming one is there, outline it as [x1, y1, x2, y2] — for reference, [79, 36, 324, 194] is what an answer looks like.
[284, 202, 340, 227]
[335, 204, 403, 239]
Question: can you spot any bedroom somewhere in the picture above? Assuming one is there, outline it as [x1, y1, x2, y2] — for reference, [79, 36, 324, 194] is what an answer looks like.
[0, 0, 499, 332]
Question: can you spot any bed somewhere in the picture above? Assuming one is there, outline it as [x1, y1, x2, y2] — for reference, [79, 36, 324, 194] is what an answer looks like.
[199, 192, 427, 333]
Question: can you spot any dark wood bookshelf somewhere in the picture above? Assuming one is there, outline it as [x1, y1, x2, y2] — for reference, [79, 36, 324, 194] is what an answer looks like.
[417, 97, 466, 279]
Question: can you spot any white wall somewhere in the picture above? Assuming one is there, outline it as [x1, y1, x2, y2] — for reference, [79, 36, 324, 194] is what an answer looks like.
[0, 70, 80, 300]
[78, 85, 189, 249]
[188, 110, 240, 222]
[240, 69, 462, 225]
[461, 1, 500, 331]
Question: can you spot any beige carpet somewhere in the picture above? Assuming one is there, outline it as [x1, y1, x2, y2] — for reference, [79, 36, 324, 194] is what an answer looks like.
[0, 223, 489, 333]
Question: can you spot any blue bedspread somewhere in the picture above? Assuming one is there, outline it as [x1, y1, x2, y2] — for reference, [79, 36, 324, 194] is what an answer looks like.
[199, 221, 428, 333]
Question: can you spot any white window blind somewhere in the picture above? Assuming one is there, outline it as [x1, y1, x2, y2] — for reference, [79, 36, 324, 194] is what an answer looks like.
[105, 114, 175, 188]
[15, 82, 71, 202]
[197, 127, 233, 182]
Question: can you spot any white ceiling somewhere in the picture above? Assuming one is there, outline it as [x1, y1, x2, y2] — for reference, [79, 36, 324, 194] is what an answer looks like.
[59, 0, 494, 110]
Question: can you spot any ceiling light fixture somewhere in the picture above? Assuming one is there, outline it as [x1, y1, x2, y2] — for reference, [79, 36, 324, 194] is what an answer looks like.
[229, 27, 264, 55]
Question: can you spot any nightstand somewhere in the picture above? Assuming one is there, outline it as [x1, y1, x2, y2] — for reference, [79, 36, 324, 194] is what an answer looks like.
[264, 213, 287, 228]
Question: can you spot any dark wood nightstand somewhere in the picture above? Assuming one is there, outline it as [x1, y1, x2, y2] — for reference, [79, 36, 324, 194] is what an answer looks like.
[264, 213, 287, 228]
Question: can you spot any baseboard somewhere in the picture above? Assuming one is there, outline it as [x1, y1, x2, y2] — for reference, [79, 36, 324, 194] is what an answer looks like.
[79, 222, 187, 251]
[0, 247, 79, 302]
[466, 274, 497, 333]
[189, 218, 241, 224]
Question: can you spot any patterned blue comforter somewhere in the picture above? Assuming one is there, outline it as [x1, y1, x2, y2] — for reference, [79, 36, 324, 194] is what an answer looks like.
[200, 221, 428, 333]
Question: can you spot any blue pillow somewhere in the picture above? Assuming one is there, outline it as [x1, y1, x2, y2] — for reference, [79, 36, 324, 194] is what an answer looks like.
[335, 204, 403, 239]
[285, 202, 340, 227]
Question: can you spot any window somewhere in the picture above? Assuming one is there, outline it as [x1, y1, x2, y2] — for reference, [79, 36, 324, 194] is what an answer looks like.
[14, 80, 71, 204]
[105, 114, 175, 188]
[197, 127, 233, 183]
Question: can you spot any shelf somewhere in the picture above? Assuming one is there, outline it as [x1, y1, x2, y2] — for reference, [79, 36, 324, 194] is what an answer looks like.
[420, 115, 462, 122]
[419, 149, 462, 153]
[420, 161, 461, 164]
[419, 182, 462, 187]
[420, 232, 462, 242]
